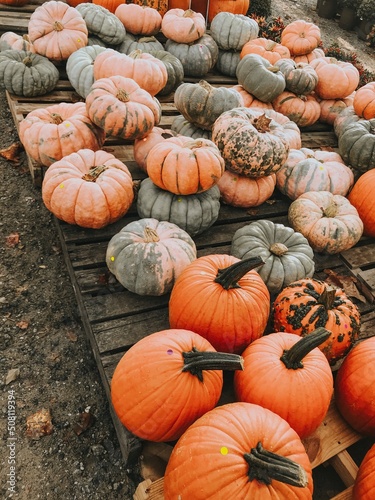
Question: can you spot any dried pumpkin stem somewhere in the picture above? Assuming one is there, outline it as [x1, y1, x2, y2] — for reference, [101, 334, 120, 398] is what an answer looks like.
[143, 226, 160, 243]
[214, 256, 265, 290]
[280, 327, 331, 370]
[245, 441, 308, 487]
[82, 165, 108, 181]
[322, 201, 338, 218]
[53, 21, 64, 32]
[22, 55, 33, 67]
[50, 113, 63, 125]
[182, 347, 244, 382]
[318, 286, 337, 309]
[116, 89, 130, 102]
[269, 243, 288, 256]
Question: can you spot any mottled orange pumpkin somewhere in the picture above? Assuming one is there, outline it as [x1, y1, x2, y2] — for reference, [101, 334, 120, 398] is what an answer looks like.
[217, 171, 276, 208]
[348, 169, 375, 237]
[272, 91, 321, 128]
[310, 57, 360, 100]
[42, 149, 134, 229]
[115, 3, 162, 35]
[240, 38, 290, 64]
[281, 20, 321, 56]
[353, 81, 375, 119]
[161, 8, 206, 43]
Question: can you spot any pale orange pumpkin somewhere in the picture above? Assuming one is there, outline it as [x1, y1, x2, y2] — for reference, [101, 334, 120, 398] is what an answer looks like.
[272, 91, 321, 128]
[353, 81, 375, 119]
[115, 3, 162, 35]
[230, 85, 273, 110]
[217, 171, 276, 208]
[133, 127, 178, 172]
[240, 38, 290, 64]
[292, 47, 325, 64]
[310, 57, 360, 100]
[0, 32, 35, 52]
[281, 20, 321, 56]
[318, 93, 355, 125]
[161, 9, 206, 43]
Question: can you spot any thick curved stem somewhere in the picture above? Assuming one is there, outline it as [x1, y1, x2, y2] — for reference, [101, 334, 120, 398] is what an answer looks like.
[280, 327, 331, 369]
[214, 256, 265, 290]
[182, 347, 244, 382]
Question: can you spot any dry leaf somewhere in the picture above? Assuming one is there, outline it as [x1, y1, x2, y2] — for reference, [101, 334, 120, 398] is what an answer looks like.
[5, 233, 20, 247]
[5, 368, 20, 385]
[0, 142, 23, 162]
[16, 320, 29, 330]
[66, 331, 78, 342]
[26, 408, 53, 439]
[265, 199, 277, 205]
[324, 269, 367, 303]
[73, 410, 95, 435]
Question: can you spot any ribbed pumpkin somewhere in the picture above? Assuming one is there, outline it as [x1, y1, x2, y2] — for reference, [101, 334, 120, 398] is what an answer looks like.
[106, 218, 197, 296]
[164, 402, 313, 500]
[217, 171, 276, 209]
[281, 20, 321, 56]
[292, 47, 325, 64]
[230, 85, 274, 110]
[276, 148, 354, 201]
[234, 328, 333, 438]
[348, 169, 375, 237]
[274, 58, 318, 95]
[146, 136, 225, 195]
[42, 149, 134, 229]
[148, 50, 184, 96]
[310, 57, 360, 100]
[211, 108, 290, 178]
[66, 45, 106, 99]
[337, 118, 375, 173]
[353, 444, 375, 499]
[19, 102, 106, 167]
[335, 337, 375, 435]
[27, 0, 88, 61]
[162, 8, 206, 43]
[318, 94, 355, 125]
[85, 75, 161, 140]
[209, 12, 259, 51]
[288, 191, 364, 255]
[117, 34, 164, 55]
[207, 0, 250, 23]
[76, 2, 126, 45]
[171, 115, 212, 140]
[272, 91, 321, 128]
[0, 32, 35, 53]
[133, 127, 177, 172]
[353, 81, 375, 119]
[169, 254, 270, 354]
[272, 277, 361, 365]
[215, 49, 241, 78]
[115, 3, 162, 35]
[230, 220, 315, 295]
[240, 38, 290, 64]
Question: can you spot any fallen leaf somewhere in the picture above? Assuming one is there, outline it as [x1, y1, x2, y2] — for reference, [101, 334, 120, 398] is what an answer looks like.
[324, 269, 367, 303]
[16, 320, 29, 330]
[66, 331, 78, 342]
[5, 368, 20, 385]
[73, 409, 95, 436]
[265, 199, 277, 205]
[26, 408, 53, 439]
[5, 233, 20, 247]
[0, 142, 23, 162]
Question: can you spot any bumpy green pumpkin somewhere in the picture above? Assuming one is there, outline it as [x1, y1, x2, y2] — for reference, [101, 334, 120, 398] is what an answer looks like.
[209, 12, 259, 51]
[66, 45, 106, 98]
[137, 178, 221, 236]
[106, 218, 197, 296]
[0, 50, 59, 97]
[230, 219, 315, 295]
[76, 3, 126, 45]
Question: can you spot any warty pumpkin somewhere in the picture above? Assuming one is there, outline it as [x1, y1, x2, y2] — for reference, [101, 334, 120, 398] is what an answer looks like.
[262, 108, 302, 149]
[209, 12, 259, 51]
[42, 149, 134, 229]
[240, 38, 291, 65]
[234, 328, 333, 438]
[169, 254, 270, 354]
[111, 328, 244, 442]
[348, 169, 375, 237]
[161, 8, 206, 43]
[272, 277, 361, 365]
[115, 3, 162, 36]
[281, 20, 321, 56]
[353, 81, 375, 119]
[106, 218, 197, 295]
[217, 171, 276, 209]
[164, 402, 313, 500]
[230, 219, 315, 295]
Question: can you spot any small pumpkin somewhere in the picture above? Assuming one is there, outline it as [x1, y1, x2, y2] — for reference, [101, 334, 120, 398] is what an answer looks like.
[171, 115, 212, 140]
[133, 127, 177, 172]
[353, 81, 375, 119]
[115, 3, 162, 35]
[164, 402, 313, 500]
[169, 254, 270, 354]
[310, 57, 360, 100]
[281, 20, 321, 56]
[117, 34, 164, 55]
[66, 45, 106, 99]
[209, 12, 259, 51]
[337, 118, 375, 173]
[217, 171, 276, 209]
[42, 149, 134, 229]
[148, 50, 184, 95]
[230, 84, 274, 110]
[162, 8, 206, 43]
[76, 2, 126, 45]
[230, 219, 315, 295]
[272, 277, 361, 365]
[234, 328, 333, 438]
[272, 91, 321, 128]
[207, 0, 250, 23]
[353, 444, 375, 499]
[240, 38, 290, 65]
[106, 218, 197, 296]
[288, 191, 364, 255]
[0, 32, 35, 53]
[274, 58, 318, 95]
[348, 169, 375, 237]
[292, 47, 325, 64]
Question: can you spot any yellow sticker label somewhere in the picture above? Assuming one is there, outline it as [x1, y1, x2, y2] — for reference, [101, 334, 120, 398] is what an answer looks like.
[220, 447, 228, 455]
[110, 256, 115, 262]
[59, 183, 64, 189]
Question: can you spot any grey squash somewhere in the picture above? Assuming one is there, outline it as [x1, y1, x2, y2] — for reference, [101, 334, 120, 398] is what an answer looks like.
[117, 33, 164, 55]
[171, 115, 212, 140]
[76, 3, 126, 46]
[210, 12, 259, 51]
[66, 45, 106, 99]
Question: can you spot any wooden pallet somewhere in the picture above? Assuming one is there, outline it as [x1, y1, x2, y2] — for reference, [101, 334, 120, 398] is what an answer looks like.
[0, 0, 44, 35]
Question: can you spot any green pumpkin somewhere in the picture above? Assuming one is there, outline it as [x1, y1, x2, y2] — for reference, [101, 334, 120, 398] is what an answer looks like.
[171, 115, 212, 140]
[117, 34, 164, 55]
[210, 12, 259, 51]
[274, 58, 318, 96]
[338, 118, 375, 173]
[230, 219, 315, 295]
[137, 178, 221, 236]
[66, 45, 106, 99]
[149, 50, 184, 96]
[215, 49, 241, 78]
[76, 3, 126, 46]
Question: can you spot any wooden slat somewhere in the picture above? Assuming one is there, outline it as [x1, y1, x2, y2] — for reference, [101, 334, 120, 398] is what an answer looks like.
[341, 243, 375, 269]
[329, 450, 359, 487]
[330, 486, 354, 500]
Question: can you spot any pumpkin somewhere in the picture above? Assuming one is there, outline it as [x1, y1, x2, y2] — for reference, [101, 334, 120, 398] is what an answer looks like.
[171, 115, 212, 140]
[85, 75, 161, 140]
[93, 48, 168, 97]
[148, 50, 184, 95]
[262, 108, 302, 150]
[217, 172, 276, 209]
[353, 444, 375, 499]
[164, 402, 313, 500]
[353, 81, 375, 119]
[0, 50, 60, 97]
[348, 169, 375, 237]
[281, 20, 321, 56]
[274, 58, 318, 95]
[333, 105, 360, 137]
[209, 12, 259, 51]
[292, 47, 325, 64]
[335, 337, 375, 435]
[337, 118, 375, 173]
[169, 254, 270, 354]
[137, 178, 221, 236]
[66, 0, 90, 7]
[207, 0, 249, 24]
[42, 149, 134, 229]
[234, 328, 333, 438]
[0, 32, 35, 53]
[106, 218, 197, 296]
[272, 91, 321, 128]
[211, 108, 290, 178]
[236, 54, 286, 103]
[310, 57, 360, 100]
[66, 45, 106, 99]
[92, 0, 123, 13]
[165, 34, 219, 78]
[230, 219, 315, 295]
[115, 4, 162, 35]
[215, 49, 240, 78]
[117, 34, 164, 55]
[230, 84, 273, 110]
[111, 328, 244, 442]
[272, 277, 361, 365]
[132, 0, 168, 17]
[276, 148, 355, 201]
[146, 136, 225, 195]
[27, 0, 88, 61]
[318, 94, 355, 125]
[173, 80, 244, 131]
[19, 102, 106, 167]
[76, 2, 126, 45]
[161, 9, 206, 44]
[240, 38, 290, 65]
[133, 127, 177, 172]
[288, 191, 364, 254]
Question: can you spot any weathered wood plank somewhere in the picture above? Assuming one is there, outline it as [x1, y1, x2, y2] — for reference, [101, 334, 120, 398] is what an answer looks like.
[341, 243, 375, 269]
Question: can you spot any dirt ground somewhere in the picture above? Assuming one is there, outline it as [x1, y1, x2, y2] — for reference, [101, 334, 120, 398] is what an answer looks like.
[0, 1, 374, 499]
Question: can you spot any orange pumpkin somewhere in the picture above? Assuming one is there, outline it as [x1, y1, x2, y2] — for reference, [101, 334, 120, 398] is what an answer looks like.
[217, 171, 276, 208]
[319, 93, 355, 125]
[353, 81, 375, 119]
[0, 32, 35, 52]
[263, 108, 302, 150]
[353, 444, 375, 499]
[272, 91, 321, 128]
[66, 0, 91, 6]
[348, 169, 375, 237]
[169, 254, 270, 354]
[161, 8, 206, 43]
[281, 20, 321, 56]
[207, 0, 249, 24]
[240, 38, 290, 64]
[272, 277, 361, 365]
[42, 149, 134, 229]
[230, 85, 273, 110]
[92, 0, 123, 13]
[18, 102, 106, 167]
[0, 0, 29, 6]
[115, 3, 162, 35]
[132, 0, 168, 17]
[133, 127, 178, 173]
[85, 75, 162, 140]
[292, 47, 325, 64]
[310, 57, 360, 100]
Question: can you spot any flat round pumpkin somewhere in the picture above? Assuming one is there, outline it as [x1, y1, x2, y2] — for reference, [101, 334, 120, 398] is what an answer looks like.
[217, 171, 276, 209]
[66, 45, 106, 99]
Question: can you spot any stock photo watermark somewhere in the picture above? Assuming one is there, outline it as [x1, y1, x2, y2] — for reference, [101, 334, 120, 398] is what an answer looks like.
[6, 389, 17, 495]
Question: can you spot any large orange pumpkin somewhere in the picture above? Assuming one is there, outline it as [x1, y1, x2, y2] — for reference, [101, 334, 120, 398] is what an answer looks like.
[169, 254, 270, 354]
[348, 169, 375, 237]
[207, 0, 250, 24]
[353, 81, 375, 119]
[281, 20, 321, 56]
[310, 57, 360, 100]
[353, 443, 375, 499]
[217, 171, 276, 208]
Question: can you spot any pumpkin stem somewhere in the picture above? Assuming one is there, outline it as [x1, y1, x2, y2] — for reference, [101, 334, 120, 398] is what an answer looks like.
[22, 55, 33, 67]
[318, 286, 337, 309]
[183, 8, 194, 17]
[116, 89, 130, 102]
[50, 113, 64, 125]
[253, 114, 272, 133]
[129, 49, 143, 59]
[214, 256, 265, 290]
[53, 21, 64, 32]
[269, 243, 288, 256]
[138, 36, 157, 43]
[198, 80, 213, 92]
[182, 347, 243, 382]
[143, 226, 160, 243]
[245, 441, 308, 487]
[268, 65, 281, 73]
[322, 200, 338, 218]
[82, 165, 108, 181]
[280, 327, 331, 370]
